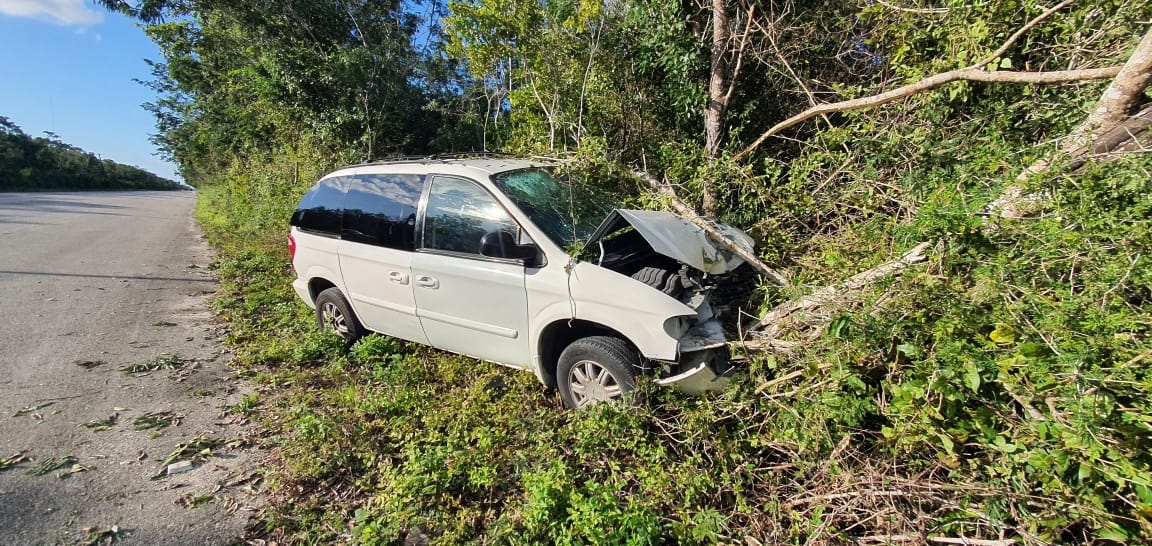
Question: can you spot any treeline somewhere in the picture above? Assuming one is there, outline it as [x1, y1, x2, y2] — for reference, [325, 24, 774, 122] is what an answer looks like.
[0, 116, 183, 191]
[97, 0, 1152, 543]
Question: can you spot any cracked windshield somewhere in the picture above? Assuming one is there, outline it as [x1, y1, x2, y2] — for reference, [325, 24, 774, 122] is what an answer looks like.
[490, 168, 619, 249]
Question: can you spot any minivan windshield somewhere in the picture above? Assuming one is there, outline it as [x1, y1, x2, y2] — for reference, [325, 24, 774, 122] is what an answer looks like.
[491, 168, 619, 249]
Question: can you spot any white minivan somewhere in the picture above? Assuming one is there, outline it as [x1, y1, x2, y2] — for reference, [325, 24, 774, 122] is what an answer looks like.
[288, 157, 752, 408]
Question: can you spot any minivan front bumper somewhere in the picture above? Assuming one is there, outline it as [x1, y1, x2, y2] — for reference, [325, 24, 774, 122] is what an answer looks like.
[655, 345, 733, 394]
[655, 315, 734, 395]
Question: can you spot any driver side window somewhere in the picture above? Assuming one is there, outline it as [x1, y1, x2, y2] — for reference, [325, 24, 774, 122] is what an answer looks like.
[422, 176, 519, 256]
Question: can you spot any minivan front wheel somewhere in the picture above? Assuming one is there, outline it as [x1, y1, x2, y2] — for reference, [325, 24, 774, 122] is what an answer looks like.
[557, 336, 639, 409]
[315, 288, 364, 343]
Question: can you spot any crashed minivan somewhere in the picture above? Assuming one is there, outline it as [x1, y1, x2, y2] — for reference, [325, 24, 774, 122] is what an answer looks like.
[288, 158, 752, 408]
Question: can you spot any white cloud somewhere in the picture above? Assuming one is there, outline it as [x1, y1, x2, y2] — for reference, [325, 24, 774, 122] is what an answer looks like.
[0, 0, 105, 26]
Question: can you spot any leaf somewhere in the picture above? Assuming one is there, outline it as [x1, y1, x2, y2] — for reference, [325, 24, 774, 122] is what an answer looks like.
[999, 57, 1012, 69]
[1078, 462, 1093, 481]
[988, 323, 1017, 345]
[81, 414, 119, 432]
[896, 343, 921, 358]
[1017, 342, 1048, 358]
[133, 411, 179, 431]
[120, 354, 187, 374]
[1096, 526, 1129, 542]
[963, 366, 981, 393]
[28, 455, 78, 476]
[937, 433, 954, 454]
[160, 435, 222, 468]
[1134, 484, 1152, 505]
[0, 451, 28, 471]
[81, 525, 126, 546]
[59, 463, 92, 479]
[13, 402, 53, 417]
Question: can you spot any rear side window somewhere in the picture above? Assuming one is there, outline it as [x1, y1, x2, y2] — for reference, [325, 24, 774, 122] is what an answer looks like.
[342, 174, 424, 250]
[290, 177, 346, 235]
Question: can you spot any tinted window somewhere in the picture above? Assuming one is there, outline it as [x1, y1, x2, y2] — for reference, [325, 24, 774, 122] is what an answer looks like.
[422, 177, 518, 255]
[290, 176, 346, 235]
[342, 174, 424, 250]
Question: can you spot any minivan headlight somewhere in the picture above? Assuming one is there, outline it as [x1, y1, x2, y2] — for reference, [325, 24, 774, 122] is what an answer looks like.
[663, 316, 691, 339]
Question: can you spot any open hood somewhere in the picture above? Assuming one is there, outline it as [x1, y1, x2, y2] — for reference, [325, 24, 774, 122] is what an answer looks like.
[586, 209, 754, 275]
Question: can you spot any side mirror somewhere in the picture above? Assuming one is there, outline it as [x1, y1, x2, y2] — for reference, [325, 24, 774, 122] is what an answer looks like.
[480, 231, 538, 263]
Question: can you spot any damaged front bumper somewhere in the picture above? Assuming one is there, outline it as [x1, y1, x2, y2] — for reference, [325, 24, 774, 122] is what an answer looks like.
[654, 318, 736, 395]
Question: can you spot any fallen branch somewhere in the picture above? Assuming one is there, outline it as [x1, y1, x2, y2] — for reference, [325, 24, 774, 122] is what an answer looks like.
[734, 0, 1123, 161]
[752, 242, 931, 339]
[634, 169, 791, 286]
[926, 537, 1015, 546]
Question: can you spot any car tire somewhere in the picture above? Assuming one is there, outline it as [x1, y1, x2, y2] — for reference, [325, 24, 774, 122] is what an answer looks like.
[315, 287, 364, 344]
[557, 336, 639, 409]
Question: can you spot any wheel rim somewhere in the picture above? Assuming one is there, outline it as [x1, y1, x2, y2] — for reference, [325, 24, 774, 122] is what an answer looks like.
[320, 302, 349, 336]
[568, 359, 622, 407]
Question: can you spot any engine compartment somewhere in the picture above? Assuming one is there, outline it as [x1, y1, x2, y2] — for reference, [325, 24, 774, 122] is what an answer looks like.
[583, 210, 746, 392]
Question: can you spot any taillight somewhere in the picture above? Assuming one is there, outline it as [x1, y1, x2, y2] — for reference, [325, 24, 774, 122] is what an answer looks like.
[288, 233, 297, 261]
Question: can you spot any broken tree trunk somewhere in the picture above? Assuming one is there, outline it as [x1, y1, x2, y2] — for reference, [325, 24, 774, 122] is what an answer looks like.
[634, 170, 790, 286]
[1061, 26, 1152, 153]
[741, 242, 932, 353]
[993, 25, 1152, 217]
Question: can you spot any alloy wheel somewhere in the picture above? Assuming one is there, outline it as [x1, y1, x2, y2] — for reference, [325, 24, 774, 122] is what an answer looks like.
[567, 359, 623, 407]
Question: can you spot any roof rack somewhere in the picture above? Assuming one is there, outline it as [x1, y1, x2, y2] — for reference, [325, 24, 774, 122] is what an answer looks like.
[343, 151, 515, 169]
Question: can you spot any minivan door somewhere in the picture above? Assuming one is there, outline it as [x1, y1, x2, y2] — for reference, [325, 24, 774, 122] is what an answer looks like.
[337, 173, 429, 345]
[411, 175, 531, 368]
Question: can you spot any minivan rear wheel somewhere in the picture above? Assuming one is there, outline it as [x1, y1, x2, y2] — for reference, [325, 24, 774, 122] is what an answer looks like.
[557, 336, 639, 409]
[315, 287, 364, 344]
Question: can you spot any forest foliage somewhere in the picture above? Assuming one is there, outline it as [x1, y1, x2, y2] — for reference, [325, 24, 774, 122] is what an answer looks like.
[0, 116, 183, 191]
[101, 0, 1152, 543]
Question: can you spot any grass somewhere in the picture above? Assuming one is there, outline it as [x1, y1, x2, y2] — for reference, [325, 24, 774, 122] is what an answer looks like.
[133, 411, 180, 431]
[80, 414, 118, 432]
[27, 456, 78, 477]
[120, 354, 188, 374]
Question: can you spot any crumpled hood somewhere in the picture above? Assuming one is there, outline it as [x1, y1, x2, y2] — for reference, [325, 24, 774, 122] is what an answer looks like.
[586, 209, 755, 274]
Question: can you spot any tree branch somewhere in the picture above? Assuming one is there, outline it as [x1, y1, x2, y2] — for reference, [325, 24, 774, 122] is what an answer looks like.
[732, 0, 1112, 161]
[634, 170, 791, 286]
[733, 67, 1121, 161]
[745, 242, 932, 351]
[972, 0, 1076, 70]
[721, 3, 755, 108]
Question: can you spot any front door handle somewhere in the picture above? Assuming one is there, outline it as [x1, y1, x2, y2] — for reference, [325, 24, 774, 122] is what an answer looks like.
[415, 275, 439, 289]
[388, 271, 409, 285]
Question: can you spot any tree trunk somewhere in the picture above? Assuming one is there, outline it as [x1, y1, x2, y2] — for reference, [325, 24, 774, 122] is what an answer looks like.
[994, 26, 1152, 217]
[702, 0, 731, 217]
[1062, 27, 1152, 153]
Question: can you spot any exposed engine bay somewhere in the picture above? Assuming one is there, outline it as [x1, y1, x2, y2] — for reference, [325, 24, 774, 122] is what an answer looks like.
[586, 216, 742, 389]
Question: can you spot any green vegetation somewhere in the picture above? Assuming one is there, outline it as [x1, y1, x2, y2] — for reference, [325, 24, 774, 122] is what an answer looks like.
[104, 0, 1152, 542]
[0, 116, 183, 191]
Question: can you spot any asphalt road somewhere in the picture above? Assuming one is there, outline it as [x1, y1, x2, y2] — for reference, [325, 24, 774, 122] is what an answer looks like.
[0, 192, 259, 545]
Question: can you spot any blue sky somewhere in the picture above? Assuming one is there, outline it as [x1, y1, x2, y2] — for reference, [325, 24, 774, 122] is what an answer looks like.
[0, 0, 180, 181]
